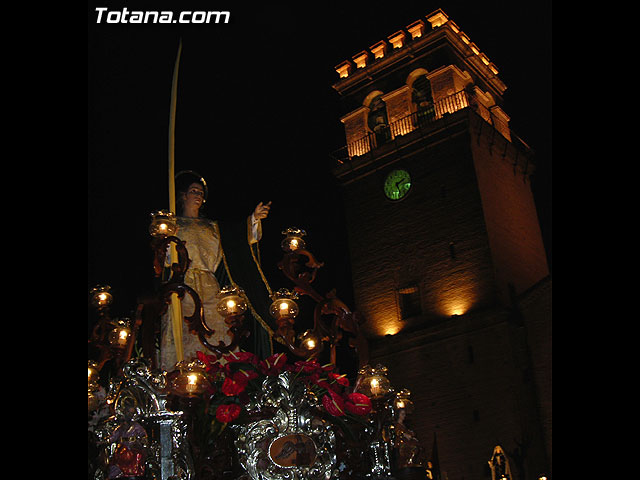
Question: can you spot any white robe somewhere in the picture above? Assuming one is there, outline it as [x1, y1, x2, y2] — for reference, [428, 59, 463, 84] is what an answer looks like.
[159, 215, 260, 371]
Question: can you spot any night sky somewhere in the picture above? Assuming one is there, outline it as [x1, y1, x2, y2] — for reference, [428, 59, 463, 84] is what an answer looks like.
[88, 1, 552, 321]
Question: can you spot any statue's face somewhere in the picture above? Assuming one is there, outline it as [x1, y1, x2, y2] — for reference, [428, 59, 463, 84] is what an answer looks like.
[398, 409, 406, 422]
[183, 182, 205, 211]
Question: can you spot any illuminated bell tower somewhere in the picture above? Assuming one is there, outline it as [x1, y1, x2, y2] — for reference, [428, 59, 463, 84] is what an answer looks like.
[330, 9, 551, 480]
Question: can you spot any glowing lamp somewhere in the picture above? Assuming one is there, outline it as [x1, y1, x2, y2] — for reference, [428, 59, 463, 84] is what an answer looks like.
[149, 210, 177, 237]
[280, 227, 306, 252]
[298, 329, 320, 351]
[393, 388, 414, 414]
[216, 286, 247, 317]
[269, 288, 299, 321]
[90, 285, 113, 308]
[354, 364, 392, 400]
[88, 360, 100, 387]
[108, 318, 132, 348]
[170, 359, 211, 398]
[88, 360, 101, 412]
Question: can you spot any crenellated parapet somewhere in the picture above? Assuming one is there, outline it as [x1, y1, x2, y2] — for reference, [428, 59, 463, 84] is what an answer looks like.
[334, 9, 503, 93]
[332, 9, 514, 160]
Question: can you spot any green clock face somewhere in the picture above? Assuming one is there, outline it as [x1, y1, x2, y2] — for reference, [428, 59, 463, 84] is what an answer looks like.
[383, 169, 412, 201]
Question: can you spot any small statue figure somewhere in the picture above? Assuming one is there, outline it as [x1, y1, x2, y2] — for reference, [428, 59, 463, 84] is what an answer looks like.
[390, 407, 428, 480]
[106, 405, 148, 479]
[488, 445, 513, 480]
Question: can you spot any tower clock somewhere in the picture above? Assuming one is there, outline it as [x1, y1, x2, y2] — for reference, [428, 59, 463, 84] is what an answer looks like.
[382, 168, 412, 201]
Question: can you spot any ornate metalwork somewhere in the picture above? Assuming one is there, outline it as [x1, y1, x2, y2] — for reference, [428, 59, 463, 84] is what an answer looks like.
[276, 238, 369, 366]
[234, 370, 337, 480]
[151, 235, 191, 282]
[149, 232, 250, 359]
[92, 359, 194, 480]
[88, 286, 142, 374]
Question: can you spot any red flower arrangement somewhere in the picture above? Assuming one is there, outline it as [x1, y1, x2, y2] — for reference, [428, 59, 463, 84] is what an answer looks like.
[345, 392, 372, 416]
[322, 389, 346, 416]
[195, 350, 372, 429]
[215, 403, 242, 423]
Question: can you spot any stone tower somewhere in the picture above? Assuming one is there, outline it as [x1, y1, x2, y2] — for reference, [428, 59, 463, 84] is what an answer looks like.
[330, 9, 551, 480]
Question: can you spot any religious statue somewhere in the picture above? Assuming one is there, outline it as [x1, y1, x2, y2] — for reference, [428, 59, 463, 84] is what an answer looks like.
[106, 405, 149, 479]
[159, 170, 277, 370]
[389, 407, 429, 480]
[488, 445, 513, 480]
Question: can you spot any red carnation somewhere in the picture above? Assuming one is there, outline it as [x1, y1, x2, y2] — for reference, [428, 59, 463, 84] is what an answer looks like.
[221, 376, 248, 396]
[344, 392, 372, 416]
[322, 390, 346, 417]
[215, 403, 241, 423]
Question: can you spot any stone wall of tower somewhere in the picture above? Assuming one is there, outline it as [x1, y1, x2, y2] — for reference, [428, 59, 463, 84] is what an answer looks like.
[338, 114, 552, 478]
[331, 9, 551, 478]
[341, 124, 500, 338]
[370, 309, 534, 480]
[469, 117, 549, 303]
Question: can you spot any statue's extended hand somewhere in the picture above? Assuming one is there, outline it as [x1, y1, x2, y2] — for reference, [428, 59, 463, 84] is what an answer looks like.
[253, 201, 272, 221]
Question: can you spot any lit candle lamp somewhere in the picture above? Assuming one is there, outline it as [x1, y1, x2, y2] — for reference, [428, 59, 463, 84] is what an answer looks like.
[269, 288, 299, 321]
[186, 373, 199, 394]
[216, 286, 247, 317]
[269, 289, 300, 339]
[226, 299, 238, 315]
[88, 361, 101, 412]
[149, 210, 177, 237]
[117, 328, 129, 346]
[280, 227, 306, 252]
[354, 364, 392, 400]
[90, 285, 113, 308]
[370, 378, 381, 396]
[393, 388, 414, 414]
[298, 329, 320, 351]
[88, 361, 100, 389]
[170, 359, 211, 398]
[108, 318, 131, 348]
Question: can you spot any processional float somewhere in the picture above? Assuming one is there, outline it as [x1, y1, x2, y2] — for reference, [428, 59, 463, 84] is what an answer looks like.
[88, 42, 433, 480]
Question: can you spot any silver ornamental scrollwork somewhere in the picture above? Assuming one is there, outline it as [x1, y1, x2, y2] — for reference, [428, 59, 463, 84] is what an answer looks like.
[93, 358, 194, 480]
[234, 371, 337, 480]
